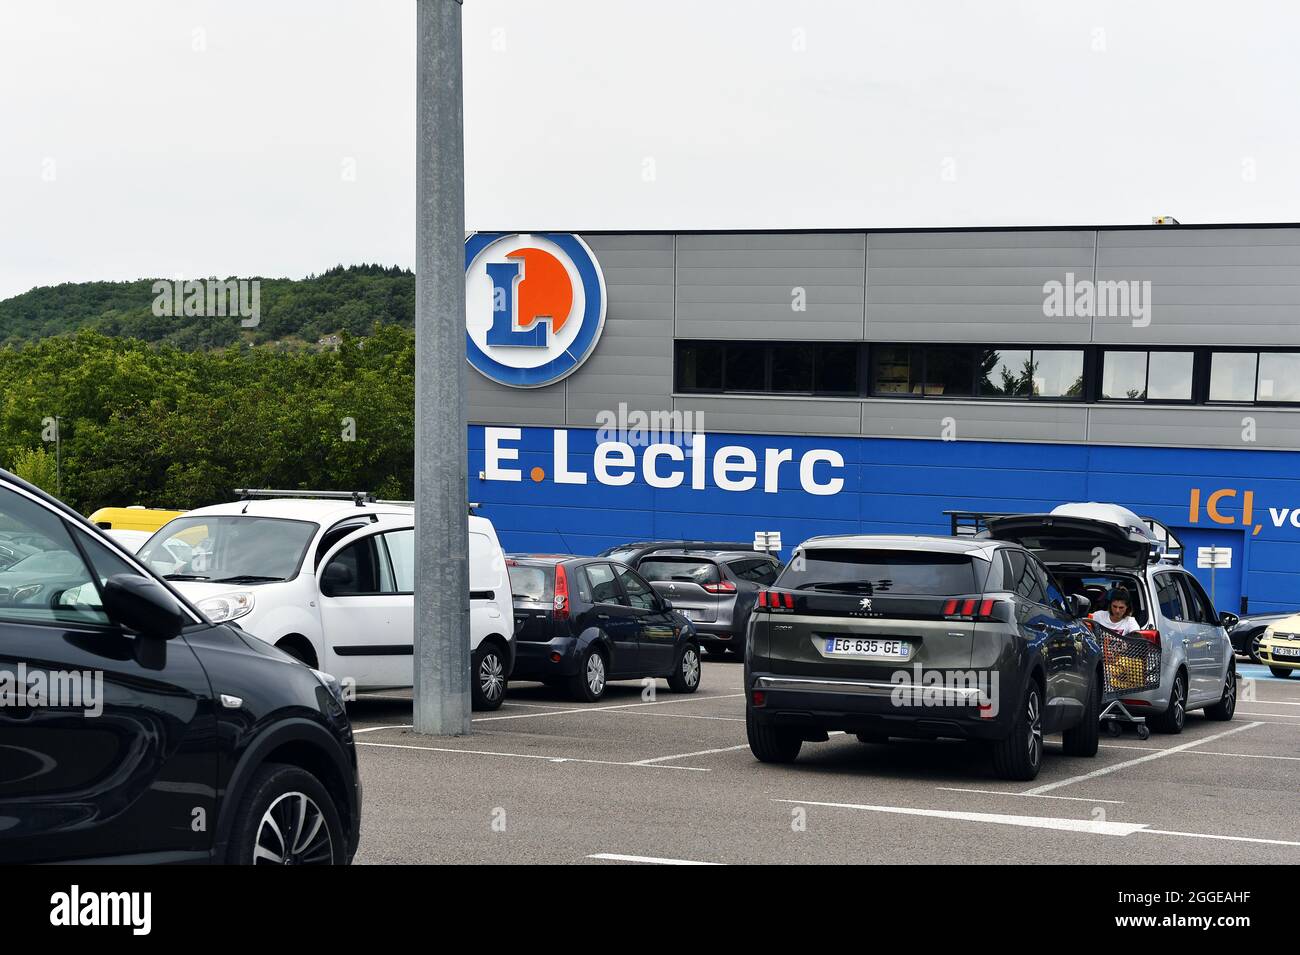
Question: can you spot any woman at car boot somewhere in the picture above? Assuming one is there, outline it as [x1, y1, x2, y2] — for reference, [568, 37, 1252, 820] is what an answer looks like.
[1090, 588, 1139, 635]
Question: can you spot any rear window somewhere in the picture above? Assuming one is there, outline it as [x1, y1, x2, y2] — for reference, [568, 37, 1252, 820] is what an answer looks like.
[776, 548, 980, 596]
[507, 564, 551, 601]
[637, 558, 719, 586]
[729, 557, 780, 585]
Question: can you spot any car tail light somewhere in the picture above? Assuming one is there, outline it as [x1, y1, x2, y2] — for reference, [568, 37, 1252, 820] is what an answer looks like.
[758, 590, 794, 610]
[944, 597, 1003, 621]
[1119, 698, 1151, 707]
[702, 580, 737, 594]
[1135, 629, 1160, 644]
[553, 564, 570, 620]
[751, 689, 766, 707]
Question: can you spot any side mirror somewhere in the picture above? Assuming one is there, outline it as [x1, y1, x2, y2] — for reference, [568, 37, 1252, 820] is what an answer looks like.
[660, 597, 674, 611]
[103, 574, 185, 640]
[321, 561, 354, 597]
[1069, 594, 1091, 618]
[1219, 611, 1239, 630]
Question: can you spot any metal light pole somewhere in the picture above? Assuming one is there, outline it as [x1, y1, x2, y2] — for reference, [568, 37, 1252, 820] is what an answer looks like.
[54, 414, 63, 496]
[413, 0, 470, 735]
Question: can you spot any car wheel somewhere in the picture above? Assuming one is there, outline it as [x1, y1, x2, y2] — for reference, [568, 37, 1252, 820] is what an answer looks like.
[568, 646, 607, 702]
[992, 683, 1044, 781]
[1269, 665, 1295, 679]
[1061, 672, 1100, 757]
[471, 642, 508, 711]
[666, 643, 701, 693]
[746, 705, 802, 763]
[1205, 661, 1237, 721]
[1152, 671, 1187, 733]
[228, 764, 345, 865]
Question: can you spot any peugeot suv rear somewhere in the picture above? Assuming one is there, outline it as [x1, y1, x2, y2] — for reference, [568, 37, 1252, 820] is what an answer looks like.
[982, 510, 1239, 733]
[745, 535, 1103, 780]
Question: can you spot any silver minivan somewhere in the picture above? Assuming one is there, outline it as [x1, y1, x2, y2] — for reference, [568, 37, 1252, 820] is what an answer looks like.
[984, 511, 1238, 732]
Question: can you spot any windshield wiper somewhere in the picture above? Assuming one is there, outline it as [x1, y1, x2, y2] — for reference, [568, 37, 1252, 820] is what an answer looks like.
[796, 582, 875, 594]
[163, 573, 210, 581]
[209, 575, 285, 584]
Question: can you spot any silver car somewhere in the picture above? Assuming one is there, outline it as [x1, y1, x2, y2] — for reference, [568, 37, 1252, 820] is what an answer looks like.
[984, 512, 1238, 732]
[631, 548, 780, 657]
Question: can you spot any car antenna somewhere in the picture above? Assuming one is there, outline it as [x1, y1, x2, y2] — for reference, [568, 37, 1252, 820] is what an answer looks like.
[554, 526, 576, 555]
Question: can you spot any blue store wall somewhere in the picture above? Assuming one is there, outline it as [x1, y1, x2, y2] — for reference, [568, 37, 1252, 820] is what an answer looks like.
[470, 425, 1300, 615]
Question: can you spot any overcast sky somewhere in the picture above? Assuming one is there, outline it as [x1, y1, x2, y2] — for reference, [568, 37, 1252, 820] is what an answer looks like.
[2, 0, 1297, 300]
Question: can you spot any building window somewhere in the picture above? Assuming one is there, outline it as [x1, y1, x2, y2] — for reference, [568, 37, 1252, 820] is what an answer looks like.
[923, 346, 975, 397]
[978, 348, 1031, 397]
[1029, 350, 1084, 399]
[1100, 350, 1193, 402]
[1102, 351, 1147, 399]
[1257, 353, 1300, 402]
[871, 345, 917, 395]
[1208, 352, 1256, 402]
[675, 341, 860, 396]
[869, 345, 1083, 400]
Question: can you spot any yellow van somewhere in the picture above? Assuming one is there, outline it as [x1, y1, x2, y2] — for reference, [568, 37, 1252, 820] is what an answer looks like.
[87, 506, 187, 534]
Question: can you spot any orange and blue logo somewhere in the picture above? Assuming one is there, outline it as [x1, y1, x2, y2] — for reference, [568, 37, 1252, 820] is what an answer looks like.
[465, 232, 607, 388]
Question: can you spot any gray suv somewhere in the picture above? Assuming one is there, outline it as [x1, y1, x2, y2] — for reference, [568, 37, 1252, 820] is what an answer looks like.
[745, 535, 1103, 780]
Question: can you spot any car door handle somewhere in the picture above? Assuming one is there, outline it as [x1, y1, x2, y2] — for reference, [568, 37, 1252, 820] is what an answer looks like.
[1027, 622, 1047, 632]
[597, 613, 610, 620]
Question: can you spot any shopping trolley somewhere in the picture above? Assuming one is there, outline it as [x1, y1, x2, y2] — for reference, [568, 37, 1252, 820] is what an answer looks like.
[1095, 625, 1162, 740]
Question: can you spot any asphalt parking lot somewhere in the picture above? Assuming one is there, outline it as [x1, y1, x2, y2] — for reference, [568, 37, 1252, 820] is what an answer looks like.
[348, 661, 1300, 865]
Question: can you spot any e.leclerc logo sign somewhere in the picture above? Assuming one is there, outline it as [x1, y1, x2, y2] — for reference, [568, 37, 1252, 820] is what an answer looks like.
[464, 232, 607, 388]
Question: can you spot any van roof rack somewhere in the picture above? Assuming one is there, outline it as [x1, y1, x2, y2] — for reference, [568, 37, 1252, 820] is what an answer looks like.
[234, 490, 479, 514]
[236, 488, 374, 505]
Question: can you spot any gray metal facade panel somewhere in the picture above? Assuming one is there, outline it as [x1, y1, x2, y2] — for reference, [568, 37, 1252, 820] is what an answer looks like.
[1086, 406, 1300, 451]
[1094, 228, 1300, 346]
[565, 233, 676, 426]
[861, 399, 1089, 443]
[865, 230, 1095, 343]
[468, 373, 567, 426]
[671, 396, 862, 436]
[675, 232, 866, 341]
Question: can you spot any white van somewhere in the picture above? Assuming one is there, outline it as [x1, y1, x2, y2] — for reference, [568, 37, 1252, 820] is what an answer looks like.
[137, 496, 515, 709]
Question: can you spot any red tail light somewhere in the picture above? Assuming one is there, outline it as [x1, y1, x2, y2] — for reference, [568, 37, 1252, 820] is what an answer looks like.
[751, 689, 766, 707]
[553, 564, 570, 619]
[757, 590, 793, 610]
[943, 597, 1003, 621]
[1135, 629, 1160, 644]
[702, 580, 737, 594]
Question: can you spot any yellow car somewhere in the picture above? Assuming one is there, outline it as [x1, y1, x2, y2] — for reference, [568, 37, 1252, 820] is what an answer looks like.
[1256, 615, 1300, 678]
[87, 506, 187, 534]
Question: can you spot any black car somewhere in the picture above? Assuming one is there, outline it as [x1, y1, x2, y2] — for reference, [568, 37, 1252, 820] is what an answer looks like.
[623, 547, 780, 657]
[506, 556, 702, 701]
[745, 535, 1103, 781]
[1228, 610, 1295, 662]
[0, 470, 360, 864]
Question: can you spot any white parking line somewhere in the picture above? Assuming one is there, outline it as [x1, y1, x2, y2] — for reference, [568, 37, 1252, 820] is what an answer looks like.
[356, 740, 710, 771]
[1238, 710, 1300, 718]
[936, 787, 1125, 804]
[353, 724, 412, 734]
[611, 710, 745, 723]
[588, 853, 721, 865]
[471, 692, 744, 722]
[1100, 742, 1300, 761]
[772, 799, 1148, 836]
[1021, 722, 1262, 795]
[773, 799, 1300, 848]
[633, 743, 751, 765]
